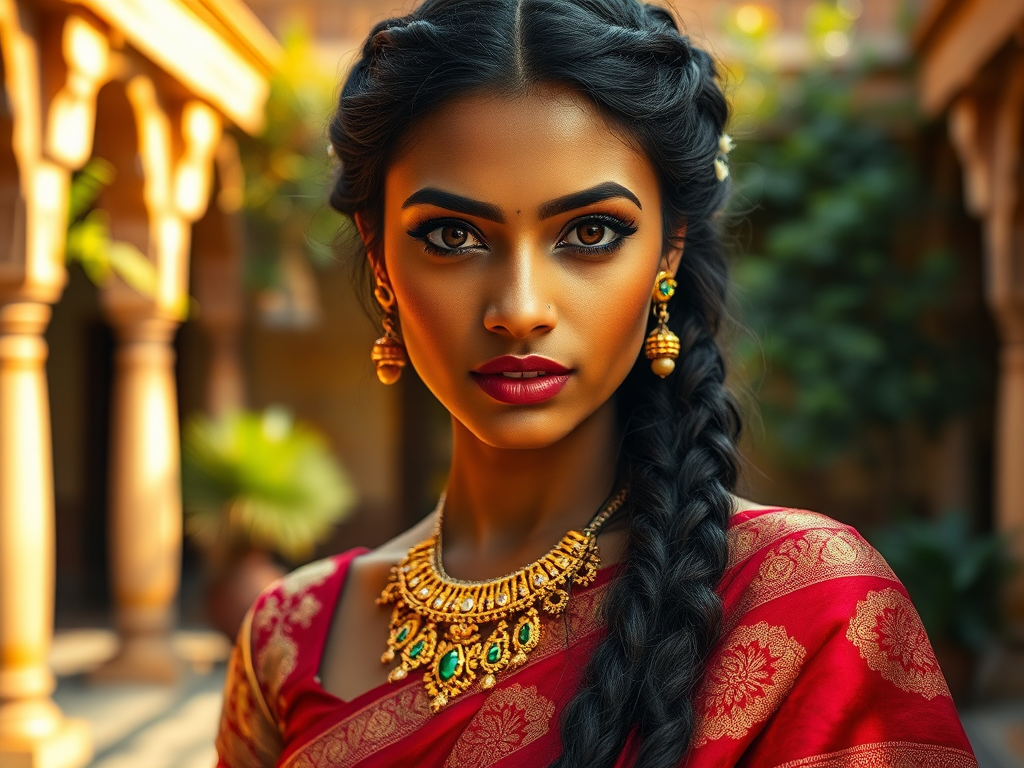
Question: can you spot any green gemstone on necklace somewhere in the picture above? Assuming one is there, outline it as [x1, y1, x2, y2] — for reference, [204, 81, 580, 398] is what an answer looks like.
[438, 649, 460, 680]
[518, 623, 531, 645]
[486, 643, 501, 664]
[396, 626, 409, 643]
[409, 639, 425, 659]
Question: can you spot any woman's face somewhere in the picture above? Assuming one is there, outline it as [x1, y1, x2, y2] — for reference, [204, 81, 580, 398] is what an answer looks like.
[375, 86, 679, 449]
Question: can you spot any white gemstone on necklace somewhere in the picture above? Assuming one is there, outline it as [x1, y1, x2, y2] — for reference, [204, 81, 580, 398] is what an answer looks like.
[409, 577, 420, 587]
[419, 587, 429, 597]
[497, 593, 508, 606]
[434, 597, 444, 608]
[460, 597, 474, 612]
[534, 574, 547, 586]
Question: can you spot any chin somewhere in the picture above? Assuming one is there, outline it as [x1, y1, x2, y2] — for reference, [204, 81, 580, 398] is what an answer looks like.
[458, 409, 581, 451]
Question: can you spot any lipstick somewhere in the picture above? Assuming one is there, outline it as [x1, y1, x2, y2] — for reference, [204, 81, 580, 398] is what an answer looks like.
[471, 355, 572, 405]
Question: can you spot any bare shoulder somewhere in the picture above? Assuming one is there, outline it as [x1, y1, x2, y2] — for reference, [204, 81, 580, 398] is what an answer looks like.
[345, 513, 437, 593]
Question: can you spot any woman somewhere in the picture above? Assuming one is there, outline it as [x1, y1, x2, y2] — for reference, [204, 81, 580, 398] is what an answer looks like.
[216, 0, 979, 765]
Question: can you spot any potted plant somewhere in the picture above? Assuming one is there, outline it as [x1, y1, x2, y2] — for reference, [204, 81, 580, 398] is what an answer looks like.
[182, 407, 357, 638]
[867, 512, 1014, 703]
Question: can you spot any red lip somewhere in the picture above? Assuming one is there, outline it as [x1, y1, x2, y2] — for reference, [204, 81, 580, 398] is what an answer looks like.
[474, 355, 570, 375]
[471, 355, 572, 405]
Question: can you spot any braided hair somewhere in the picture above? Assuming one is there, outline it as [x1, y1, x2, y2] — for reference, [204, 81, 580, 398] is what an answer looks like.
[329, 1, 742, 766]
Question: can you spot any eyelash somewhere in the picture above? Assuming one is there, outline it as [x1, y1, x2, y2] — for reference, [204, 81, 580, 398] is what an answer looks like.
[405, 214, 639, 257]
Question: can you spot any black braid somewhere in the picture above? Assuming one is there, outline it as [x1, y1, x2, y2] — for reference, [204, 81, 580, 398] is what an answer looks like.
[329, 1, 741, 765]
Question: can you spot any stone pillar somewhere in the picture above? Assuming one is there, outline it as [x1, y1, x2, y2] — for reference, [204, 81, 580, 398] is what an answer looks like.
[91, 312, 183, 683]
[996, 323, 1024, 623]
[0, 300, 91, 766]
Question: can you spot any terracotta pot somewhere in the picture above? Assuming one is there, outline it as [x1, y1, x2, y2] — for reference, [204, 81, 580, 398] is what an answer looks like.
[205, 550, 286, 640]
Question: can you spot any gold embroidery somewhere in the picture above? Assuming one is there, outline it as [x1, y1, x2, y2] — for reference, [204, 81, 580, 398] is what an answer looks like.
[726, 529, 898, 632]
[285, 686, 431, 768]
[772, 741, 977, 767]
[253, 558, 340, 718]
[727, 510, 849, 570]
[846, 588, 951, 700]
[444, 684, 556, 768]
[283, 579, 611, 768]
[693, 621, 806, 747]
[216, 634, 283, 767]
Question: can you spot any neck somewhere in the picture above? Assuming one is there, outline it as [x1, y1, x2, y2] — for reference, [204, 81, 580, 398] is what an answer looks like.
[440, 399, 621, 580]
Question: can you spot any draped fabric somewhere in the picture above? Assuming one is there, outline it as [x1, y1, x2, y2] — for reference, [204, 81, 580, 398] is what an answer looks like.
[215, 508, 978, 768]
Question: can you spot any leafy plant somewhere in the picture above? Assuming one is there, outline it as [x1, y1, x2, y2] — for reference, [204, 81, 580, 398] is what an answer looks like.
[66, 158, 160, 300]
[182, 408, 357, 562]
[728, 68, 982, 465]
[237, 25, 350, 291]
[868, 513, 1014, 651]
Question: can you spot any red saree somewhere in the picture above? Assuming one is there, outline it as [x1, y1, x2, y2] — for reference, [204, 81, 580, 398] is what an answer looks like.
[216, 508, 979, 767]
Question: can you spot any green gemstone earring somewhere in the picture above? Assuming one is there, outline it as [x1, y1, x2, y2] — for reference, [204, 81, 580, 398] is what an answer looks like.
[644, 270, 681, 378]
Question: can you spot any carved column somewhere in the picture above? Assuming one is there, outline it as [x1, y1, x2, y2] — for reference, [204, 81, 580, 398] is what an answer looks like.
[988, 55, 1024, 623]
[0, 299, 91, 766]
[193, 136, 245, 417]
[92, 85, 220, 681]
[93, 311, 184, 682]
[0, 5, 104, 766]
[950, 54, 1024, 624]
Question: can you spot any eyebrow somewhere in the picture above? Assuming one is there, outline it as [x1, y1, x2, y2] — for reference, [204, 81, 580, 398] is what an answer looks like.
[401, 181, 643, 224]
[402, 188, 506, 223]
[538, 182, 643, 219]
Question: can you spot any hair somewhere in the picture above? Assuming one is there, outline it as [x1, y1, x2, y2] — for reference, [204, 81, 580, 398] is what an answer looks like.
[328, 1, 742, 766]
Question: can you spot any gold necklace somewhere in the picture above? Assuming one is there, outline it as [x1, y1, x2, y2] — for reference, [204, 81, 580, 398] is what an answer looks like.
[377, 487, 627, 713]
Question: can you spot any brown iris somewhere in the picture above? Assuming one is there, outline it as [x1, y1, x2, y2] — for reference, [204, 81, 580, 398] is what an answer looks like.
[441, 226, 469, 248]
[577, 224, 604, 246]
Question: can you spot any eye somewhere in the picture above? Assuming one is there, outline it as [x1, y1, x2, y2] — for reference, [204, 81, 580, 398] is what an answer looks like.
[566, 223, 613, 247]
[425, 224, 485, 251]
[557, 215, 638, 253]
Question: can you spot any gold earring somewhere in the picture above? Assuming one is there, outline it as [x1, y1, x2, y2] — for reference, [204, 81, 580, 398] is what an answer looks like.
[645, 270, 680, 378]
[371, 278, 407, 385]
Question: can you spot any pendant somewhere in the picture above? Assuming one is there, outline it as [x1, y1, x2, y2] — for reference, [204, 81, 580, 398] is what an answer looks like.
[376, 488, 627, 712]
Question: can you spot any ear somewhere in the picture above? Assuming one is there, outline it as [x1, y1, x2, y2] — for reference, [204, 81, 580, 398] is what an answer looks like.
[662, 223, 687, 277]
[354, 212, 385, 275]
[353, 212, 372, 246]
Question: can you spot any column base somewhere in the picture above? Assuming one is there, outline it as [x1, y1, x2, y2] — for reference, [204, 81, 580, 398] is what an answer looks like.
[0, 718, 91, 768]
[90, 635, 182, 685]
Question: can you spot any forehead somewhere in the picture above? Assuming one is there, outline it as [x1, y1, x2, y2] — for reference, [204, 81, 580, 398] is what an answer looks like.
[386, 86, 660, 212]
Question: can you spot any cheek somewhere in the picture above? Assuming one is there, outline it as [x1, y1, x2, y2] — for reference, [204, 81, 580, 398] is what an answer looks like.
[582, 272, 652, 379]
[385, 257, 476, 380]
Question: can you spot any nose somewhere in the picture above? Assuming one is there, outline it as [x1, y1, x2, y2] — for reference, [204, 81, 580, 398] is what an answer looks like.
[482, 247, 557, 340]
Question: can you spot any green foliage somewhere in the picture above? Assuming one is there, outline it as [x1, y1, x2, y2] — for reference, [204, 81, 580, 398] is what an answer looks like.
[730, 70, 978, 464]
[65, 158, 161, 301]
[868, 513, 1013, 651]
[238, 25, 350, 290]
[182, 408, 357, 562]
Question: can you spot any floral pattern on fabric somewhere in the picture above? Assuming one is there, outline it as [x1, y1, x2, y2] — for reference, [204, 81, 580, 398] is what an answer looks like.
[846, 588, 951, 700]
[252, 558, 340, 720]
[772, 741, 978, 767]
[727, 510, 849, 570]
[727, 527, 898, 630]
[693, 621, 806, 747]
[284, 686, 432, 768]
[444, 684, 556, 768]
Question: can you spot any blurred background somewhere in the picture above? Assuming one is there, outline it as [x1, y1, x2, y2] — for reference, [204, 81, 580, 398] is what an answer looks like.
[0, 0, 1022, 766]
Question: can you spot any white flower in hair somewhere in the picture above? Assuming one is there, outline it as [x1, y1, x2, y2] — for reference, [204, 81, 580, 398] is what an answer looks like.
[719, 133, 735, 154]
[714, 157, 730, 181]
